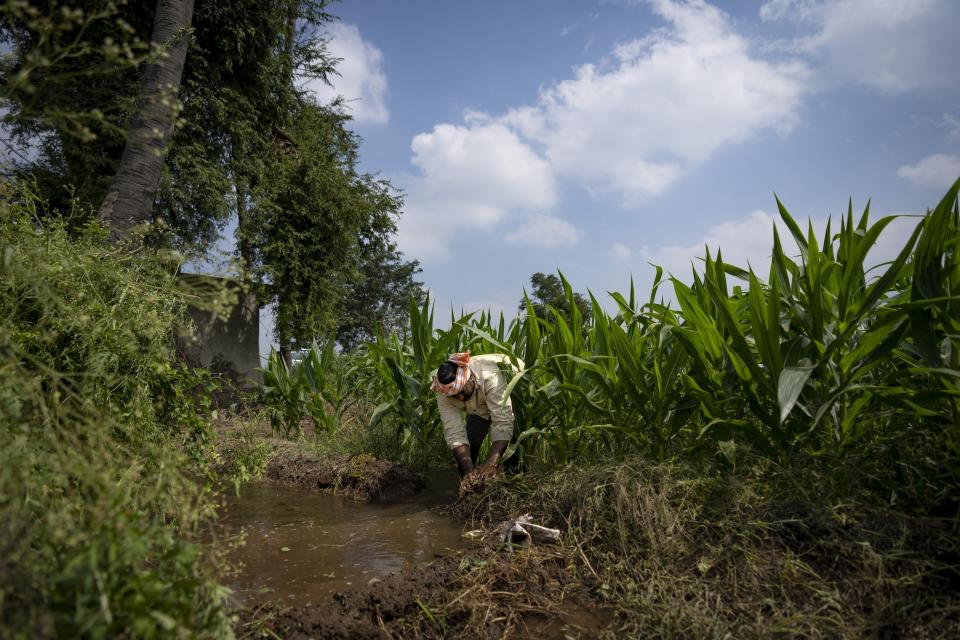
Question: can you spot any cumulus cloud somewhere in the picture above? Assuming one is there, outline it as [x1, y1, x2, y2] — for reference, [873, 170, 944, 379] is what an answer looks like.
[305, 23, 389, 124]
[501, 0, 808, 203]
[611, 243, 633, 260]
[505, 214, 581, 247]
[409, 124, 556, 211]
[643, 206, 920, 285]
[760, 0, 960, 92]
[396, 123, 558, 262]
[897, 154, 960, 189]
[642, 209, 781, 280]
[397, 0, 812, 265]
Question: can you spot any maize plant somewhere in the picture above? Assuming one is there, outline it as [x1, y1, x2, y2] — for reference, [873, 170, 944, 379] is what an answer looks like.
[261, 349, 305, 438]
[364, 295, 465, 465]
[300, 339, 357, 433]
[341, 183, 960, 473]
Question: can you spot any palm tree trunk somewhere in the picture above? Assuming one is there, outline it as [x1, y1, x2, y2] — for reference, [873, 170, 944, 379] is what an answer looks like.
[98, 0, 196, 241]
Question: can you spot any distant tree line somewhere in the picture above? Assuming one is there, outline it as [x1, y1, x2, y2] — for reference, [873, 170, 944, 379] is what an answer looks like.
[519, 272, 593, 326]
[0, 0, 423, 360]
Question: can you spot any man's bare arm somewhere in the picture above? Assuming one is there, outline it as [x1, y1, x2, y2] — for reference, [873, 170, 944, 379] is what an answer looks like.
[452, 444, 474, 476]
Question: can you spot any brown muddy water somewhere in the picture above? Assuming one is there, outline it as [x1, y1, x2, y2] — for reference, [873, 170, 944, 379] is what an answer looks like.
[219, 471, 471, 606]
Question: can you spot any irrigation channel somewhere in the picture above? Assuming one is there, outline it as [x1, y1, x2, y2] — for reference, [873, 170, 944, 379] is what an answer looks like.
[219, 471, 471, 606]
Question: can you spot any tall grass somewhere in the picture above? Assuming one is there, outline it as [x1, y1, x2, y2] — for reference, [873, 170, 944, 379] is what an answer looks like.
[0, 181, 231, 638]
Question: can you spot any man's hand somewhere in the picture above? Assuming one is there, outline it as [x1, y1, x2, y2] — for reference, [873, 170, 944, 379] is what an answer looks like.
[467, 462, 499, 481]
[464, 440, 508, 481]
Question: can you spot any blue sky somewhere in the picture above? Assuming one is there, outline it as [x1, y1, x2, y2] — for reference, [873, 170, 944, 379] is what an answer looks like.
[266, 0, 960, 350]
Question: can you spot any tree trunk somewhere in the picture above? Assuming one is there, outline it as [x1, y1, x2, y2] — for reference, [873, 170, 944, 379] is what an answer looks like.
[279, 331, 294, 372]
[98, 0, 196, 241]
[235, 178, 260, 349]
[235, 178, 255, 272]
[286, 4, 297, 79]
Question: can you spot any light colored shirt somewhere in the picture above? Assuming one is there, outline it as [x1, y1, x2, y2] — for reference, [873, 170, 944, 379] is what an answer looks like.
[434, 354, 524, 449]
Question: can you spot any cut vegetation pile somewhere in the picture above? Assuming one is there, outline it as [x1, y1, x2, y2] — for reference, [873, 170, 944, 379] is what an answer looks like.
[459, 460, 960, 638]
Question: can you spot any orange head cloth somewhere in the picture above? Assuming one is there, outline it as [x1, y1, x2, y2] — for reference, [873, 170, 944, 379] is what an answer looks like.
[431, 352, 471, 396]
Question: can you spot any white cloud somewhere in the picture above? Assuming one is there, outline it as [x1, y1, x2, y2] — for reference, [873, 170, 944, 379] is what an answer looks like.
[409, 124, 556, 211]
[398, 0, 813, 265]
[396, 123, 558, 262]
[305, 23, 389, 124]
[611, 243, 633, 260]
[760, 0, 960, 92]
[643, 205, 921, 286]
[897, 154, 960, 189]
[759, 0, 820, 21]
[506, 214, 581, 247]
[502, 0, 808, 203]
[643, 209, 780, 280]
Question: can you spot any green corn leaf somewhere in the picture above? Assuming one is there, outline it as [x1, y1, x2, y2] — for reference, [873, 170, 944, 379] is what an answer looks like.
[369, 401, 394, 427]
[706, 279, 773, 395]
[775, 194, 808, 256]
[501, 367, 531, 407]
[461, 323, 512, 355]
[778, 366, 814, 424]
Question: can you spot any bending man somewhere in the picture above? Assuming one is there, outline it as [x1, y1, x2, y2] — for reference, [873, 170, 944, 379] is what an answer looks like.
[431, 352, 522, 480]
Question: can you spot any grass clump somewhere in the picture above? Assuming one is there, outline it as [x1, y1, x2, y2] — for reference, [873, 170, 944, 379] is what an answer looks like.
[0, 182, 232, 638]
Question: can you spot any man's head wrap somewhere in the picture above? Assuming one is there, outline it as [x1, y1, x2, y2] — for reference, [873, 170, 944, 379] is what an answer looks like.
[431, 351, 471, 397]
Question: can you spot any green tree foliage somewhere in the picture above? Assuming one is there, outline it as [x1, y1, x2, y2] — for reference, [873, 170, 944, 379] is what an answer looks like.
[519, 271, 593, 325]
[159, 0, 337, 253]
[336, 230, 424, 351]
[0, 0, 149, 212]
[2, 0, 421, 350]
[1, 0, 334, 247]
[241, 100, 408, 355]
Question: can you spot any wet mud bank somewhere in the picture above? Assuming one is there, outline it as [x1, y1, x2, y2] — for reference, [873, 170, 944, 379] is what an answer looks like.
[235, 544, 607, 639]
[222, 438, 614, 639]
[214, 416, 425, 501]
[265, 447, 425, 501]
[232, 476, 613, 639]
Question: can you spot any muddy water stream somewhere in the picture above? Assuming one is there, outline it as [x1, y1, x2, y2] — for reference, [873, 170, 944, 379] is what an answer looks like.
[220, 471, 470, 606]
